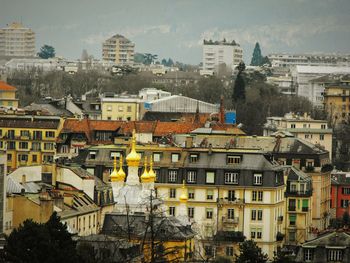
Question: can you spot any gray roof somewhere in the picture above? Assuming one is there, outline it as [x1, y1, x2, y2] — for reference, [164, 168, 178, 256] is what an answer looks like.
[301, 231, 350, 248]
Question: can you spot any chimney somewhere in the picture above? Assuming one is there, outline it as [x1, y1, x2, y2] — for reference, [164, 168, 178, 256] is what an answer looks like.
[219, 95, 225, 124]
[185, 136, 193, 148]
[21, 174, 26, 184]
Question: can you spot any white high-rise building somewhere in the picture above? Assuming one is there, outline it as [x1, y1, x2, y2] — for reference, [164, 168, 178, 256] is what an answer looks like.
[202, 39, 243, 74]
[102, 34, 134, 65]
[0, 22, 35, 58]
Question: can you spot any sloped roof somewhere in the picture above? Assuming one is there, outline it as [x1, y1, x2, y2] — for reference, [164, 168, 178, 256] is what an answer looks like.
[153, 121, 201, 136]
[0, 115, 60, 129]
[142, 111, 210, 123]
[0, 81, 17, 91]
[302, 231, 350, 248]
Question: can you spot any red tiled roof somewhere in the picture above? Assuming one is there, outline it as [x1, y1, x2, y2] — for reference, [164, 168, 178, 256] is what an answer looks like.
[153, 122, 202, 137]
[0, 81, 17, 91]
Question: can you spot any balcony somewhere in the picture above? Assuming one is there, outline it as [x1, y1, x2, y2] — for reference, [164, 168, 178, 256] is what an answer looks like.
[222, 216, 239, 224]
[214, 231, 245, 242]
[288, 206, 296, 212]
[217, 197, 244, 206]
[285, 190, 312, 197]
[302, 207, 309, 212]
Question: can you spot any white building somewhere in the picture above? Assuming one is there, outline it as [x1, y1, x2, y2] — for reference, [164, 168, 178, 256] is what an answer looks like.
[268, 53, 350, 68]
[202, 39, 243, 74]
[138, 88, 171, 102]
[292, 65, 350, 105]
[0, 22, 35, 58]
[102, 34, 134, 65]
[266, 74, 294, 95]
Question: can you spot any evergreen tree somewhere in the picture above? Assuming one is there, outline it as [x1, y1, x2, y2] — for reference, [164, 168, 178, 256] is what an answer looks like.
[38, 45, 55, 59]
[236, 240, 268, 263]
[342, 211, 350, 226]
[232, 62, 246, 104]
[1, 212, 78, 263]
[250, 42, 263, 66]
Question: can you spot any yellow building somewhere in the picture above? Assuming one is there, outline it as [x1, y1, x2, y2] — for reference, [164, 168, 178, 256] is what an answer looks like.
[284, 167, 313, 245]
[100, 94, 140, 121]
[0, 115, 64, 172]
[0, 81, 19, 108]
[323, 77, 350, 126]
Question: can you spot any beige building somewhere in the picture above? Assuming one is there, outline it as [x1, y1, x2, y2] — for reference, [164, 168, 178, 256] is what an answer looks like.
[102, 34, 134, 65]
[0, 81, 19, 108]
[0, 22, 35, 58]
[101, 94, 140, 121]
[264, 112, 333, 160]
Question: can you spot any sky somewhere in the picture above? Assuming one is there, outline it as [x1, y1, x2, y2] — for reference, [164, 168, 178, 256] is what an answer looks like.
[1, 0, 350, 64]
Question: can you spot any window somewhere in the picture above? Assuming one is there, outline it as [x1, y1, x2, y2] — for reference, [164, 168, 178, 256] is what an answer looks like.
[341, 199, 349, 208]
[44, 143, 54, 150]
[32, 142, 41, 151]
[342, 188, 350, 195]
[320, 134, 324, 140]
[20, 130, 30, 137]
[289, 231, 296, 242]
[289, 199, 296, 211]
[118, 106, 123, 112]
[206, 208, 213, 219]
[7, 154, 12, 161]
[207, 190, 213, 200]
[251, 227, 262, 239]
[304, 249, 313, 262]
[18, 154, 28, 162]
[305, 134, 309, 139]
[227, 209, 235, 219]
[33, 131, 42, 140]
[7, 130, 15, 139]
[206, 171, 215, 184]
[169, 188, 176, 198]
[7, 141, 15, 150]
[328, 249, 343, 261]
[258, 191, 263, 201]
[251, 228, 256, 239]
[291, 124, 296, 128]
[226, 246, 234, 257]
[169, 207, 175, 216]
[45, 131, 55, 138]
[257, 210, 263, 220]
[257, 228, 262, 239]
[253, 173, 262, 185]
[252, 191, 257, 201]
[227, 155, 241, 164]
[153, 152, 161, 162]
[252, 191, 263, 201]
[188, 207, 194, 218]
[321, 124, 326, 129]
[171, 153, 180, 163]
[251, 210, 256, 220]
[32, 155, 37, 163]
[187, 171, 197, 183]
[168, 170, 177, 183]
[189, 154, 199, 163]
[225, 172, 238, 184]
[289, 214, 296, 226]
[107, 105, 112, 111]
[19, 142, 28, 149]
[188, 189, 195, 199]
[227, 190, 235, 201]
[302, 199, 309, 212]
[205, 245, 214, 256]
[127, 106, 132, 112]
[110, 151, 121, 159]
[89, 151, 97, 159]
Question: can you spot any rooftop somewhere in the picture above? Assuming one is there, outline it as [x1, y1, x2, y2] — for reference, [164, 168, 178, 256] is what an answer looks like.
[0, 81, 17, 91]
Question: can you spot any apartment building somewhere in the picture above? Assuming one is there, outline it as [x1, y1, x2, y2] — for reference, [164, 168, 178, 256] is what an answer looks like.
[0, 81, 18, 108]
[202, 39, 243, 74]
[323, 76, 350, 126]
[100, 93, 140, 121]
[0, 22, 35, 58]
[102, 34, 134, 65]
[0, 115, 64, 172]
[263, 112, 333, 159]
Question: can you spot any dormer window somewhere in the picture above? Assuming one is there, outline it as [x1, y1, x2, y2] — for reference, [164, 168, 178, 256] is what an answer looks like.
[89, 151, 97, 159]
[190, 154, 199, 163]
[227, 155, 241, 164]
[110, 151, 121, 159]
[171, 153, 180, 163]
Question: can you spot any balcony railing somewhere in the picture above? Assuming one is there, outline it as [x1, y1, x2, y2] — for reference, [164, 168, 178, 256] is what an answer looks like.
[302, 207, 309, 212]
[288, 206, 296, 211]
[222, 216, 239, 224]
[285, 190, 312, 197]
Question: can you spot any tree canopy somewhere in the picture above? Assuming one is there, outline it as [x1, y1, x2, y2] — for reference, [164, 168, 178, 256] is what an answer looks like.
[236, 240, 268, 263]
[250, 42, 271, 66]
[1, 212, 78, 263]
[38, 45, 55, 59]
[232, 62, 246, 103]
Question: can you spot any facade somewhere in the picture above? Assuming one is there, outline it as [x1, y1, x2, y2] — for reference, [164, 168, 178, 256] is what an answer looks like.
[100, 94, 140, 121]
[0, 154, 6, 234]
[266, 74, 294, 95]
[323, 76, 350, 126]
[331, 172, 350, 219]
[295, 231, 350, 263]
[263, 112, 333, 159]
[284, 166, 313, 245]
[102, 34, 134, 65]
[291, 65, 350, 104]
[0, 81, 18, 108]
[202, 39, 243, 73]
[0, 115, 64, 172]
[268, 53, 350, 68]
[0, 22, 35, 58]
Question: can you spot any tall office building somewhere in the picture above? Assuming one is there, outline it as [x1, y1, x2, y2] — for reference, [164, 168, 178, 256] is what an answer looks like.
[0, 22, 35, 58]
[102, 34, 134, 65]
[202, 39, 243, 73]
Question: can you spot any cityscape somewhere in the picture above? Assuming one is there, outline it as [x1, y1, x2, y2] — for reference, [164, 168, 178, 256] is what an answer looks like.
[1, 0, 350, 262]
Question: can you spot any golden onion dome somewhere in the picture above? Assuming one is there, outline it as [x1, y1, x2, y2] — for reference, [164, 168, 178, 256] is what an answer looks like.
[110, 156, 119, 182]
[179, 180, 188, 203]
[140, 156, 150, 183]
[116, 155, 126, 182]
[126, 130, 141, 167]
[148, 155, 156, 182]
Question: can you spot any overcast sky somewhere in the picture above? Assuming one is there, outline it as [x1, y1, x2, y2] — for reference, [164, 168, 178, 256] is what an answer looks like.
[1, 0, 350, 64]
